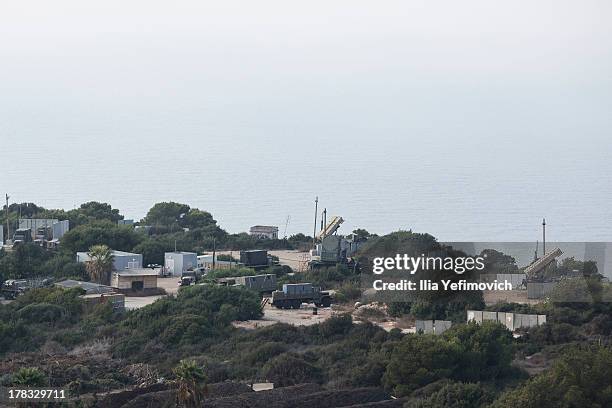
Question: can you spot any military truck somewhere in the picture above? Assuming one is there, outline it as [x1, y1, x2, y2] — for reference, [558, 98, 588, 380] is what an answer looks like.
[271, 283, 332, 309]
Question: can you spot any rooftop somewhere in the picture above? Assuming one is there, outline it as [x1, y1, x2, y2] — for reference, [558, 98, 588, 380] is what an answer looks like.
[113, 268, 160, 277]
[250, 225, 279, 231]
[77, 250, 141, 257]
[55, 279, 115, 294]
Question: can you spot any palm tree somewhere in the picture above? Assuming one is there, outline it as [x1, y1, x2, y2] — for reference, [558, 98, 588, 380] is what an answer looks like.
[173, 360, 207, 408]
[12, 367, 47, 387]
[11, 368, 48, 408]
[86, 245, 114, 285]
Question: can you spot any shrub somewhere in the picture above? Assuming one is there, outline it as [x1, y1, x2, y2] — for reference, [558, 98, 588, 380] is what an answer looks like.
[261, 353, 323, 386]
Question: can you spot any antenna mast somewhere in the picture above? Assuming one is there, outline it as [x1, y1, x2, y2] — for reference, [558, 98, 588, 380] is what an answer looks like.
[312, 197, 318, 249]
[542, 218, 546, 256]
[283, 215, 290, 239]
[5, 194, 9, 244]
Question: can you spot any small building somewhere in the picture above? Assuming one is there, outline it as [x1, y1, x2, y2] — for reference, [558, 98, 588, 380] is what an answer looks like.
[118, 219, 134, 225]
[55, 279, 115, 294]
[77, 250, 143, 271]
[165, 251, 198, 276]
[111, 269, 158, 292]
[249, 225, 279, 240]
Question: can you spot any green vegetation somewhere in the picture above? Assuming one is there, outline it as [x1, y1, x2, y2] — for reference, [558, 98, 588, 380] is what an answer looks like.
[1, 205, 611, 406]
[11, 367, 48, 387]
[0, 200, 312, 283]
[491, 346, 612, 408]
[383, 321, 514, 396]
[85, 244, 114, 284]
[174, 359, 208, 408]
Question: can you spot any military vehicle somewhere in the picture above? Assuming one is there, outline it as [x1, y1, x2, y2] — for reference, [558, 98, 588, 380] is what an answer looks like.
[271, 283, 332, 309]
[1, 280, 29, 299]
[216, 273, 277, 293]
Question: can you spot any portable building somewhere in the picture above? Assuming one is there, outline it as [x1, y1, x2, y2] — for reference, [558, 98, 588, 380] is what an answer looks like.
[164, 251, 198, 276]
[77, 250, 143, 271]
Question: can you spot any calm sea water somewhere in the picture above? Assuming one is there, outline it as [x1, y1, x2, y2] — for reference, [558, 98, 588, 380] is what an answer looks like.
[3, 125, 610, 241]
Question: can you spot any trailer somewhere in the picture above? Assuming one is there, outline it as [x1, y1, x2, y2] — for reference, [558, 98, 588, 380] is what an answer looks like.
[271, 283, 332, 309]
[240, 250, 272, 270]
[234, 274, 277, 292]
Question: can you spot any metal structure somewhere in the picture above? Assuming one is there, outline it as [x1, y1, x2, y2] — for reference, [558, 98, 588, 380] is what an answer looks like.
[467, 310, 546, 331]
[240, 250, 270, 269]
[415, 320, 452, 335]
[218, 274, 277, 292]
[524, 248, 563, 279]
[316, 216, 344, 240]
[164, 251, 198, 276]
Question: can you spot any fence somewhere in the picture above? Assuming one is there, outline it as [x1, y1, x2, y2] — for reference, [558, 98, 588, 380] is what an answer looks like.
[415, 320, 452, 335]
[467, 310, 546, 331]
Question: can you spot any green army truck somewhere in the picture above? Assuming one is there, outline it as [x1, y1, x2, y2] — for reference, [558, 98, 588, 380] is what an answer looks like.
[271, 283, 332, 309]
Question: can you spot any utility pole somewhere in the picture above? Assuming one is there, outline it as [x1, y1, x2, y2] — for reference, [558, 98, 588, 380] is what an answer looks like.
[312, 197, 318, 249]
[212, 238, 216, 269]
[542, 218, 546, 256]
[5, 194, 10, 244]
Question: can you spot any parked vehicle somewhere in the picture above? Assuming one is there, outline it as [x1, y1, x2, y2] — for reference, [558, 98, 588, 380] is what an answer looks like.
[271, 283, 332, 309]
[179, 276, 196, 286]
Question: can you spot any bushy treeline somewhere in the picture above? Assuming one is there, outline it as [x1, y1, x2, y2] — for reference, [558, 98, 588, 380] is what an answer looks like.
[1, 281, 611, 406]
[0, 201, 312, 282]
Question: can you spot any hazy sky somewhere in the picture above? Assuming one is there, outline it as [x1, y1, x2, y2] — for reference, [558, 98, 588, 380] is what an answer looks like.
[1, 1, 611, 240]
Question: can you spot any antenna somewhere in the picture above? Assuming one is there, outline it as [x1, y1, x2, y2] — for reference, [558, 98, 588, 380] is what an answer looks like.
[5, 194, 10, 244]
[283, 215, 290, 239]
[312, 197, 318, 249]
[542, 218, 546, 256]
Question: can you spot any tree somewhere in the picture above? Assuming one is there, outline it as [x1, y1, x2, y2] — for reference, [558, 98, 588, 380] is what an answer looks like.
[413, 382, 495, 408]
[141, 202, 191, 231]
[132, 237, 174, 265]
[60, 220, 142, 253]
[480, 249, 518, 274]
[182, 209, 217, 230]
[77, 201, 124, 223]
[443, 321, 514, 381]
[173, 360, 207, 408]
[86, 245, 114, 284]
[352, 228, 373, 240]
[491, 346, 612, 408]
[261, 353, 322, 386]
[383, 335, 461, 396]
